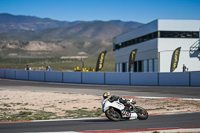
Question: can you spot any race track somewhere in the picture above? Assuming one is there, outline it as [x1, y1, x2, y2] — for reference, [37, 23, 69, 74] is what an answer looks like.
[0, 79, 200, 133]
[0, 113, 200, 133]
[0, 79, 200, 98]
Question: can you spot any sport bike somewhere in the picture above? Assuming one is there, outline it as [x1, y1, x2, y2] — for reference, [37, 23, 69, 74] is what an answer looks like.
[102, 98, 148, 121]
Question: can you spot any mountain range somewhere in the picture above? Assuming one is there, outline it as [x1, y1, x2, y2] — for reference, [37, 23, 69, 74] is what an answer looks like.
[0, 13, 143, 57]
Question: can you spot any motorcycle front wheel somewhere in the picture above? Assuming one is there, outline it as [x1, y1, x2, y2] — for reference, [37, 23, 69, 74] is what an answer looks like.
[105, 108, 121, 121]
[135, 106, 148, 120]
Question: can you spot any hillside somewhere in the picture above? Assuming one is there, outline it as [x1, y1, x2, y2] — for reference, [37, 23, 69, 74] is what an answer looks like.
[0, 13, 82, 32]
[0, 13, 143, 56]
[38, 21, 130, 40]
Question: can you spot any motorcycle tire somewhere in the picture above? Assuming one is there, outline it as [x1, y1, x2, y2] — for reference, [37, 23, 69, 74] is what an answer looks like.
[135, 106, 148, 120]
[105, 108, 121, 121]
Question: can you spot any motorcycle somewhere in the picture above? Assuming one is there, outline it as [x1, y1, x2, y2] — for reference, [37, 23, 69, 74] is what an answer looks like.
[102, 98, 148, 121]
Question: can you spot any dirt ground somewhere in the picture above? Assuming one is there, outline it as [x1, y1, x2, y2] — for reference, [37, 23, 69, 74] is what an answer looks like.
[0, 89, 200, 119]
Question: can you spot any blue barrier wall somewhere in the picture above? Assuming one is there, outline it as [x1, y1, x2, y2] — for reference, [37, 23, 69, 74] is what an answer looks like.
[131, 72, 158, 86]
[5, 69, 16, 79]
[45, 71, 63, 82]
[190, 72, 200, 86]
[159, 72, 190, 86]
[63, 72, 81, 83]
[82, 72, 104, 84]
[16, 70, 29, 80]
[29, 71, 45, 81]
[0, 69, 5, 78]
[105, 72, 130, 85]
[0, 69, 200, 86]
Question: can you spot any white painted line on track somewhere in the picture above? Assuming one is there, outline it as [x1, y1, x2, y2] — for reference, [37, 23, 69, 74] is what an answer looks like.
[150, 111, 200, 116]
[31, 117, 106, 123]
[124, 95, 200, 101]
[23, 128, 200, 133]
[133, 128, 200, 133]
[23, 131, 78, 133]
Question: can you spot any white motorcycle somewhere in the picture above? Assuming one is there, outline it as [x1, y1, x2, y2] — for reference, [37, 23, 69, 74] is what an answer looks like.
[102, 98, 148, 121]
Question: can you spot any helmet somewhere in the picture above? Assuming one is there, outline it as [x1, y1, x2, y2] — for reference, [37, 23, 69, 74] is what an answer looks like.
[103, 92, 111, 99]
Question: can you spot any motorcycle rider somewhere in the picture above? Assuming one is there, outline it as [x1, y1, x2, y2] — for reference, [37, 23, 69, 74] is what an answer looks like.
[102, 92, 135, 107]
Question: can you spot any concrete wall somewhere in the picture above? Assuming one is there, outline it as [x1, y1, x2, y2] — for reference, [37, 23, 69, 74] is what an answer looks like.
[63, 72, 81, 83]
[29, 71, 45, 81]
[0, 69, 5, 78]
[0, 69, 199, 86]
[159, 72, 190, 86]
[105, 72, 130, 85]
[131, 72, 158, 86]
[16, 70, 29, 80]
[190, 72, 200, 86]
[45, 71, 63, 82]
[5, 69, 16, 79]
[82, 72, 104, 84]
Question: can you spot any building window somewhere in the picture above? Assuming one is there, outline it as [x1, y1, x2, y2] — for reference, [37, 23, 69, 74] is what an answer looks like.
[113, 31, 199, 51]
[122, 62, 127, 72]
[131, 61, 143, 72]
[134, 62, 137, 72]
[160, 31, 199, 38]
[138, 61, 142, 72]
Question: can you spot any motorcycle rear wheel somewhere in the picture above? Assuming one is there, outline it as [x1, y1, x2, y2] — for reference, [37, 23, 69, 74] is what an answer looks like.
[135, 106, 148, 120]
[105, 108, 121, 121]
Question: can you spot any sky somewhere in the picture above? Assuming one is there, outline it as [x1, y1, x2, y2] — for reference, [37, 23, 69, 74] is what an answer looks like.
[0, 0, 200, 23]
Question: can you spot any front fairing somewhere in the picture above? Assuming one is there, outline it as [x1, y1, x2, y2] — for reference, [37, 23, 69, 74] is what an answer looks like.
[102, 98, 125, 112]
[101, 98, 108, 112]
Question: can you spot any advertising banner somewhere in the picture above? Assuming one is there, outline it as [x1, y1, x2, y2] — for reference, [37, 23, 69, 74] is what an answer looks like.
[170, 47, 181, 72]
[95, 51, 107, 72]
[128, 49, 137, 72]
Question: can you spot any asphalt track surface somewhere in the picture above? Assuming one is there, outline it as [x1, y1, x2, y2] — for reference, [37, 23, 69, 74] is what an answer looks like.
[0, 79, 200, 133]
[0, 79, 200, 98]
[0, 113, 200, 133]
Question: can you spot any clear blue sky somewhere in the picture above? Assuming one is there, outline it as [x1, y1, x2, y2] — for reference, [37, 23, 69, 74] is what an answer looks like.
[0, 0, 200, 23]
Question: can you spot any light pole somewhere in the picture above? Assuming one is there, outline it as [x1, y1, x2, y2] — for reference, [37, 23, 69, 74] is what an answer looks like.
[81, 58, 84, 68]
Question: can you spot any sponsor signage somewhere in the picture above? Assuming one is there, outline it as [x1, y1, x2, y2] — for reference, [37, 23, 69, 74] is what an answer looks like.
[170, 47, 181, 72]
[128, 49, 137, 72]
[95, 51, 107, 72]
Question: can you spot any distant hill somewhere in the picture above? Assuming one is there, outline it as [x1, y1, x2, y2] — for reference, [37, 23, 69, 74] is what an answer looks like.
[108, 20, 143, 29]
[0, 13, 143, 33]
[0, 13, 82, 32]
[38, 21, 131, 40]
[0, 13, 143, 56]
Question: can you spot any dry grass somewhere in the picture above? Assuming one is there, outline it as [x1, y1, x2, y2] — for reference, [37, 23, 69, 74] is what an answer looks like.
[0, 89, 200, 122]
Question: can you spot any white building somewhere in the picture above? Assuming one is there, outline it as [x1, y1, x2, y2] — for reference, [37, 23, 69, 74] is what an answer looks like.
[113, 19, 200, 72]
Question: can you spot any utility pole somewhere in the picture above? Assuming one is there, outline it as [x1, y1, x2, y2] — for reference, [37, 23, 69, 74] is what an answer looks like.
[81, 58, 84, 68]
